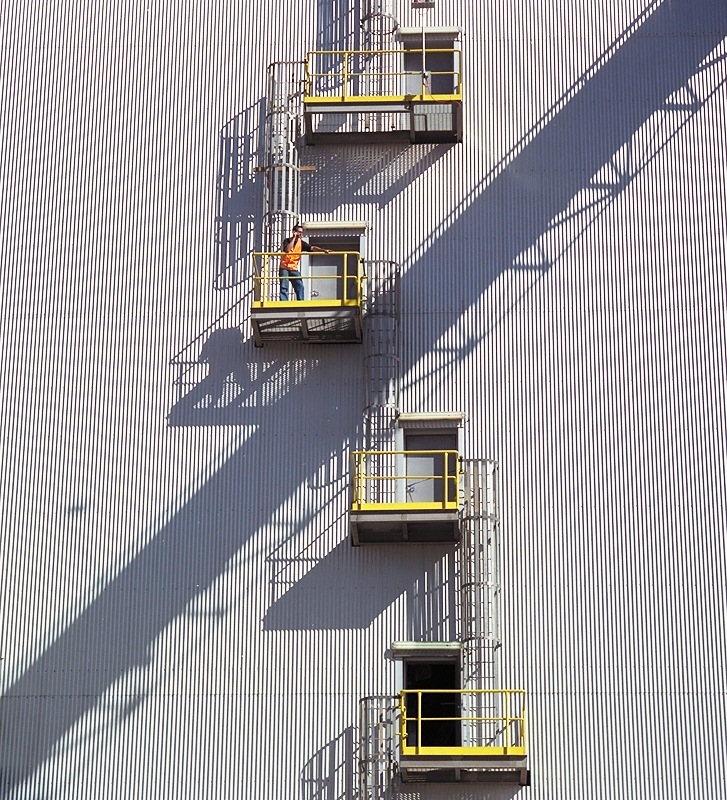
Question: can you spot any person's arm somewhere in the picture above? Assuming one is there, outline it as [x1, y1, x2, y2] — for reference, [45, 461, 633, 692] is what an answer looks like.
[310, 244, 331, 254]
[282, 237, 295, 253]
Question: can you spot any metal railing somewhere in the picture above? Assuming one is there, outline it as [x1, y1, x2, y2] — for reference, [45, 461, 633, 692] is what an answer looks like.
[251, 251, 364, 307]
[305, 49, 462, 102]
[398, 688, 527, 757]
[351, 449, 461, 511]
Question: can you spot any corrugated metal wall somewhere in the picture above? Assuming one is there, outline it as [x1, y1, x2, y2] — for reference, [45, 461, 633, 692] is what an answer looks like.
[1, 0, 725, 797]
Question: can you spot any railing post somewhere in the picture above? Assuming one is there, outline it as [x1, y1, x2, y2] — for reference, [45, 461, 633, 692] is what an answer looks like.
[269, 254, 275, 304]
[342, 51, 348, 100]
[505, 690, 510, 750]
[443, 450, 449, 508]
[356, 451, 364, 507]
[268, 254, 273, 304]
[417, 691, 422, 755]
[399, 692, 407, 751]
[353, 451, 359, 507]
[262, 254, 267, 306]
[343, 253, 348, 303]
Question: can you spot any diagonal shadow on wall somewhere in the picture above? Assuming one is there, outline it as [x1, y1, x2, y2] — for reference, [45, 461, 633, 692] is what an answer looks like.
[2, 1, 725, 793]
[0, 339, 363, 792]
[397, 0, 727, 379]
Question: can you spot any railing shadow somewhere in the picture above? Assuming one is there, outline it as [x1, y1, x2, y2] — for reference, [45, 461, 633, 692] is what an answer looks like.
[264, 538, 454, 632]
[302, 142, 452, 210]
[301, 725, 356, 800]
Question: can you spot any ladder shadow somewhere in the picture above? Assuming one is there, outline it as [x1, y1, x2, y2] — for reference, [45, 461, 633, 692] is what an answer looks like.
[214, 100, 266, 290]
[315, 0, 357, 51]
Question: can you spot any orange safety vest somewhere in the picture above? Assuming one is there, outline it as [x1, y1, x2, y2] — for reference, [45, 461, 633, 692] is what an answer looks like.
[281, 238, 303, 270]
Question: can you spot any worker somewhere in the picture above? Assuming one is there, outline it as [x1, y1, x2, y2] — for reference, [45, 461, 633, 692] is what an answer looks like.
[280, 224, 329, 301]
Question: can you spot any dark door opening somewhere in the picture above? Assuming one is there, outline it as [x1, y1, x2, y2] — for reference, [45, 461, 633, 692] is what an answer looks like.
[404, 659, 461, 748]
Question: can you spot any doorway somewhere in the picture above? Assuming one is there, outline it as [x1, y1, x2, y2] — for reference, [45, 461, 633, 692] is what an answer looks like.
[404, 658, 461, 748]
[306, 234, 362, 302]
[404, 432, 458, 505]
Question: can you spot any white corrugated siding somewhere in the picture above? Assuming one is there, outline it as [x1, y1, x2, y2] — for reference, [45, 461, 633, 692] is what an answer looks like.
[1, 0, 725, 798]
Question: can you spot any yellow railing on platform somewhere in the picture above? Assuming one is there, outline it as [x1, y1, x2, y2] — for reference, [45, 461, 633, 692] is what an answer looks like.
[398, 688, 527, 757]
[351, 449, 461, 511]
[252, 251, 364, 308]
[305, 49, 462, 103]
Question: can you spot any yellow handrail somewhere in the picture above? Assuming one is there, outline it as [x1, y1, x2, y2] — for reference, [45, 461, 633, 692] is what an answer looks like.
[252, 250, 364, 307]
[305, 48, 462, 101]
[398, 688, 527, 757]
[351, 449, 461, 510]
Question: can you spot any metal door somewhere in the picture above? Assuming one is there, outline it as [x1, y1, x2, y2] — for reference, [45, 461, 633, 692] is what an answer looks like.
[303, 253, 345, 300]
[404, 433, 457, 504]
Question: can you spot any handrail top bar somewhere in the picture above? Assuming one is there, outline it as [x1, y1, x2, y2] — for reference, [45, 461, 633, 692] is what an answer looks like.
[303, 95, 462, 107]
[252, 252, 366, 283]
[353, 449, 460, 455]
[253, 250, 362, 256]
[254, 276, 365, 283]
